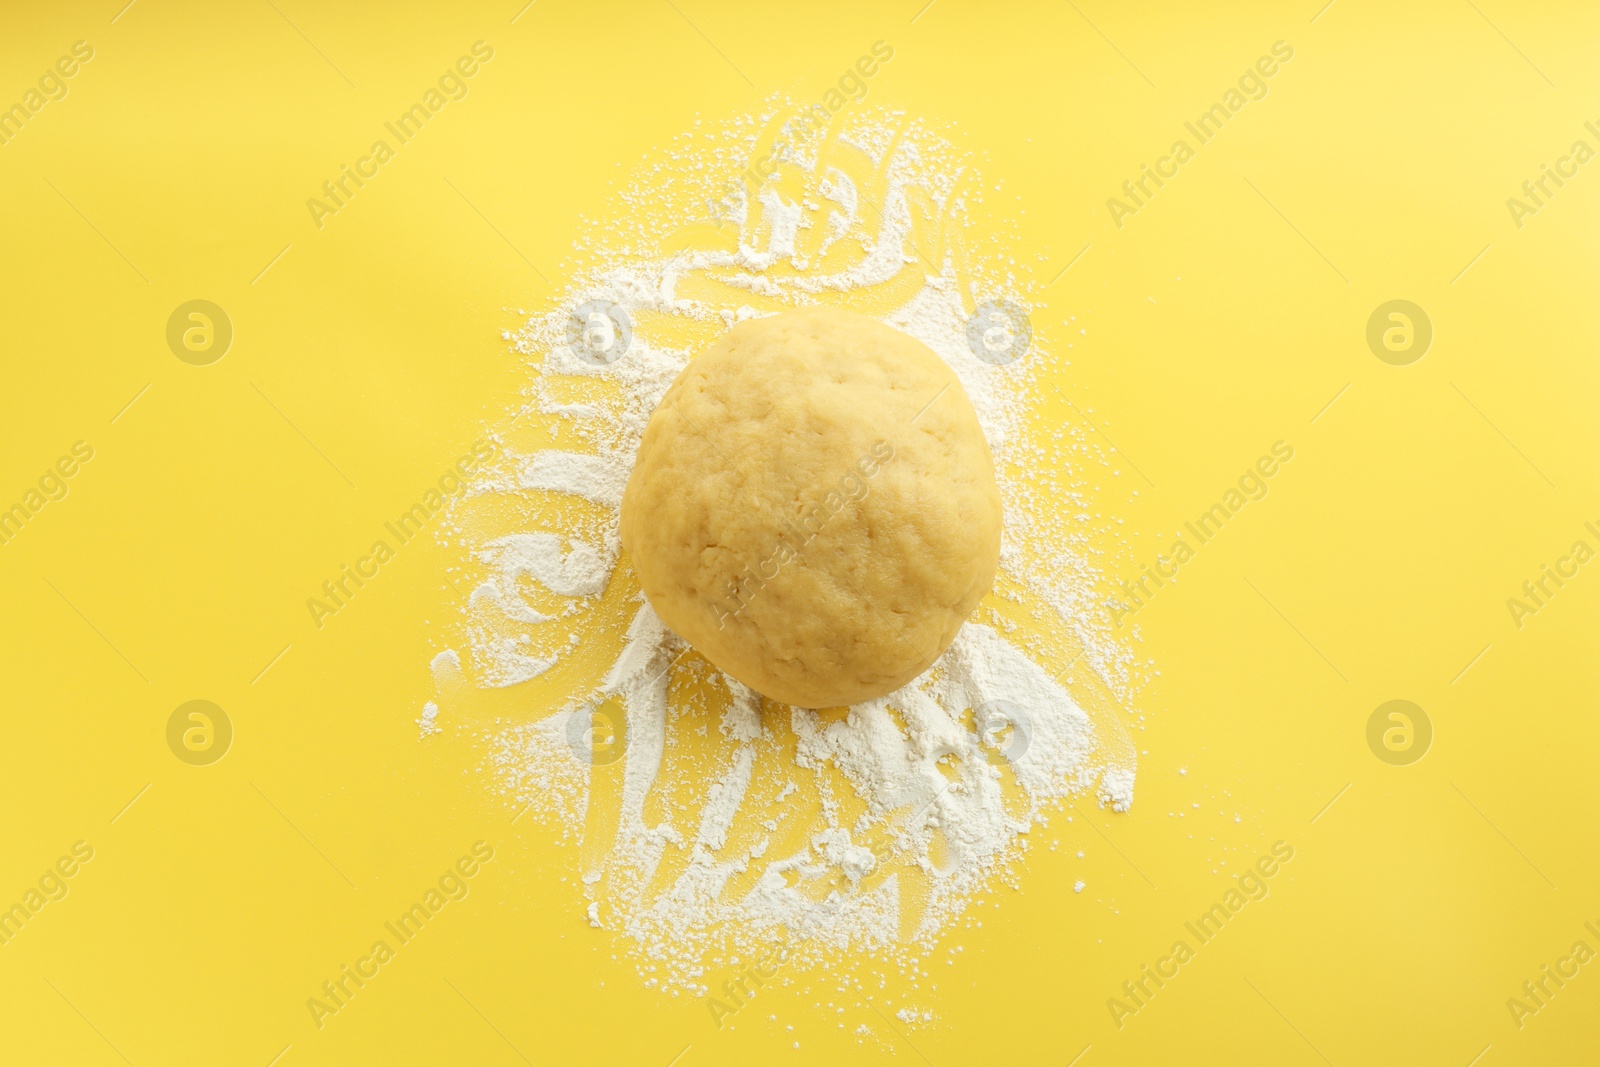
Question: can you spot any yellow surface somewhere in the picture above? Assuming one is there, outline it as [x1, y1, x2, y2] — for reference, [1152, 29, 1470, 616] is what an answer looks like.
[2, 1, 1597, 1064]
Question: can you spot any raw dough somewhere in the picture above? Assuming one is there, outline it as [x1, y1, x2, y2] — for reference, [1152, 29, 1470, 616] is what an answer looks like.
[620, 306, 1002, 708]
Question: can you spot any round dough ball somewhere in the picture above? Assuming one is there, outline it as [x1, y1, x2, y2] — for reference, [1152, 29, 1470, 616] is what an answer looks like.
[620, 305, 1001, 708]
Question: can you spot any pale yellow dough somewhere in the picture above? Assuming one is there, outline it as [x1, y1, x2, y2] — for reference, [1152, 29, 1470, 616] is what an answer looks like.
[620, 305, 1002, 709]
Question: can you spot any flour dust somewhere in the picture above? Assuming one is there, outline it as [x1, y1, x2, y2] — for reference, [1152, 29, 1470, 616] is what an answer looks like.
[426, 100, 1141, 1001]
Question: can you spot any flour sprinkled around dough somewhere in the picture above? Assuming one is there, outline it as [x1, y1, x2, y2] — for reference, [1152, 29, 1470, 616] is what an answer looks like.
[436, 101, 1140, 998]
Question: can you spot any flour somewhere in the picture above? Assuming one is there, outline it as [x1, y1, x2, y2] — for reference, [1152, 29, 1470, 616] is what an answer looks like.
[516, 451, 626, 507]
[417, 701, 440, 739]
[437, 100, 1140, 1000]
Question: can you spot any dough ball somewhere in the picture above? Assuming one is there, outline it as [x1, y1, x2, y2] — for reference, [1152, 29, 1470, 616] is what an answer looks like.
[620, 305, 1001, 708]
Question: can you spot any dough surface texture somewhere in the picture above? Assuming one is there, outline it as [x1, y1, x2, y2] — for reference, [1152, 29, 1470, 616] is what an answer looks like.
[620, 305, 1002, 708]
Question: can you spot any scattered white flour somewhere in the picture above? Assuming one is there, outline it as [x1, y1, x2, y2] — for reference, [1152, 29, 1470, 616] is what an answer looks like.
[417, 701, 440, 739]
[430, 649, 464, 693]
[466, 533, 610, 687]
[435, 99, 1141, 999]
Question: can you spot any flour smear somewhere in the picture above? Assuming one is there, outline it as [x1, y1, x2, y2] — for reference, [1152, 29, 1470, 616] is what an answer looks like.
[430, 100, 1142, 1000]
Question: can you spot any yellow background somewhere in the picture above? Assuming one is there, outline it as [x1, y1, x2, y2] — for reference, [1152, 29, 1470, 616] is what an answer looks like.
[2, 1, 1597, 1064]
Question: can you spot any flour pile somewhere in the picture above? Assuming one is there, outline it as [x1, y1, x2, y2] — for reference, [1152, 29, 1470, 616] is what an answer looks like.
[434, 101, 1139, 996]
